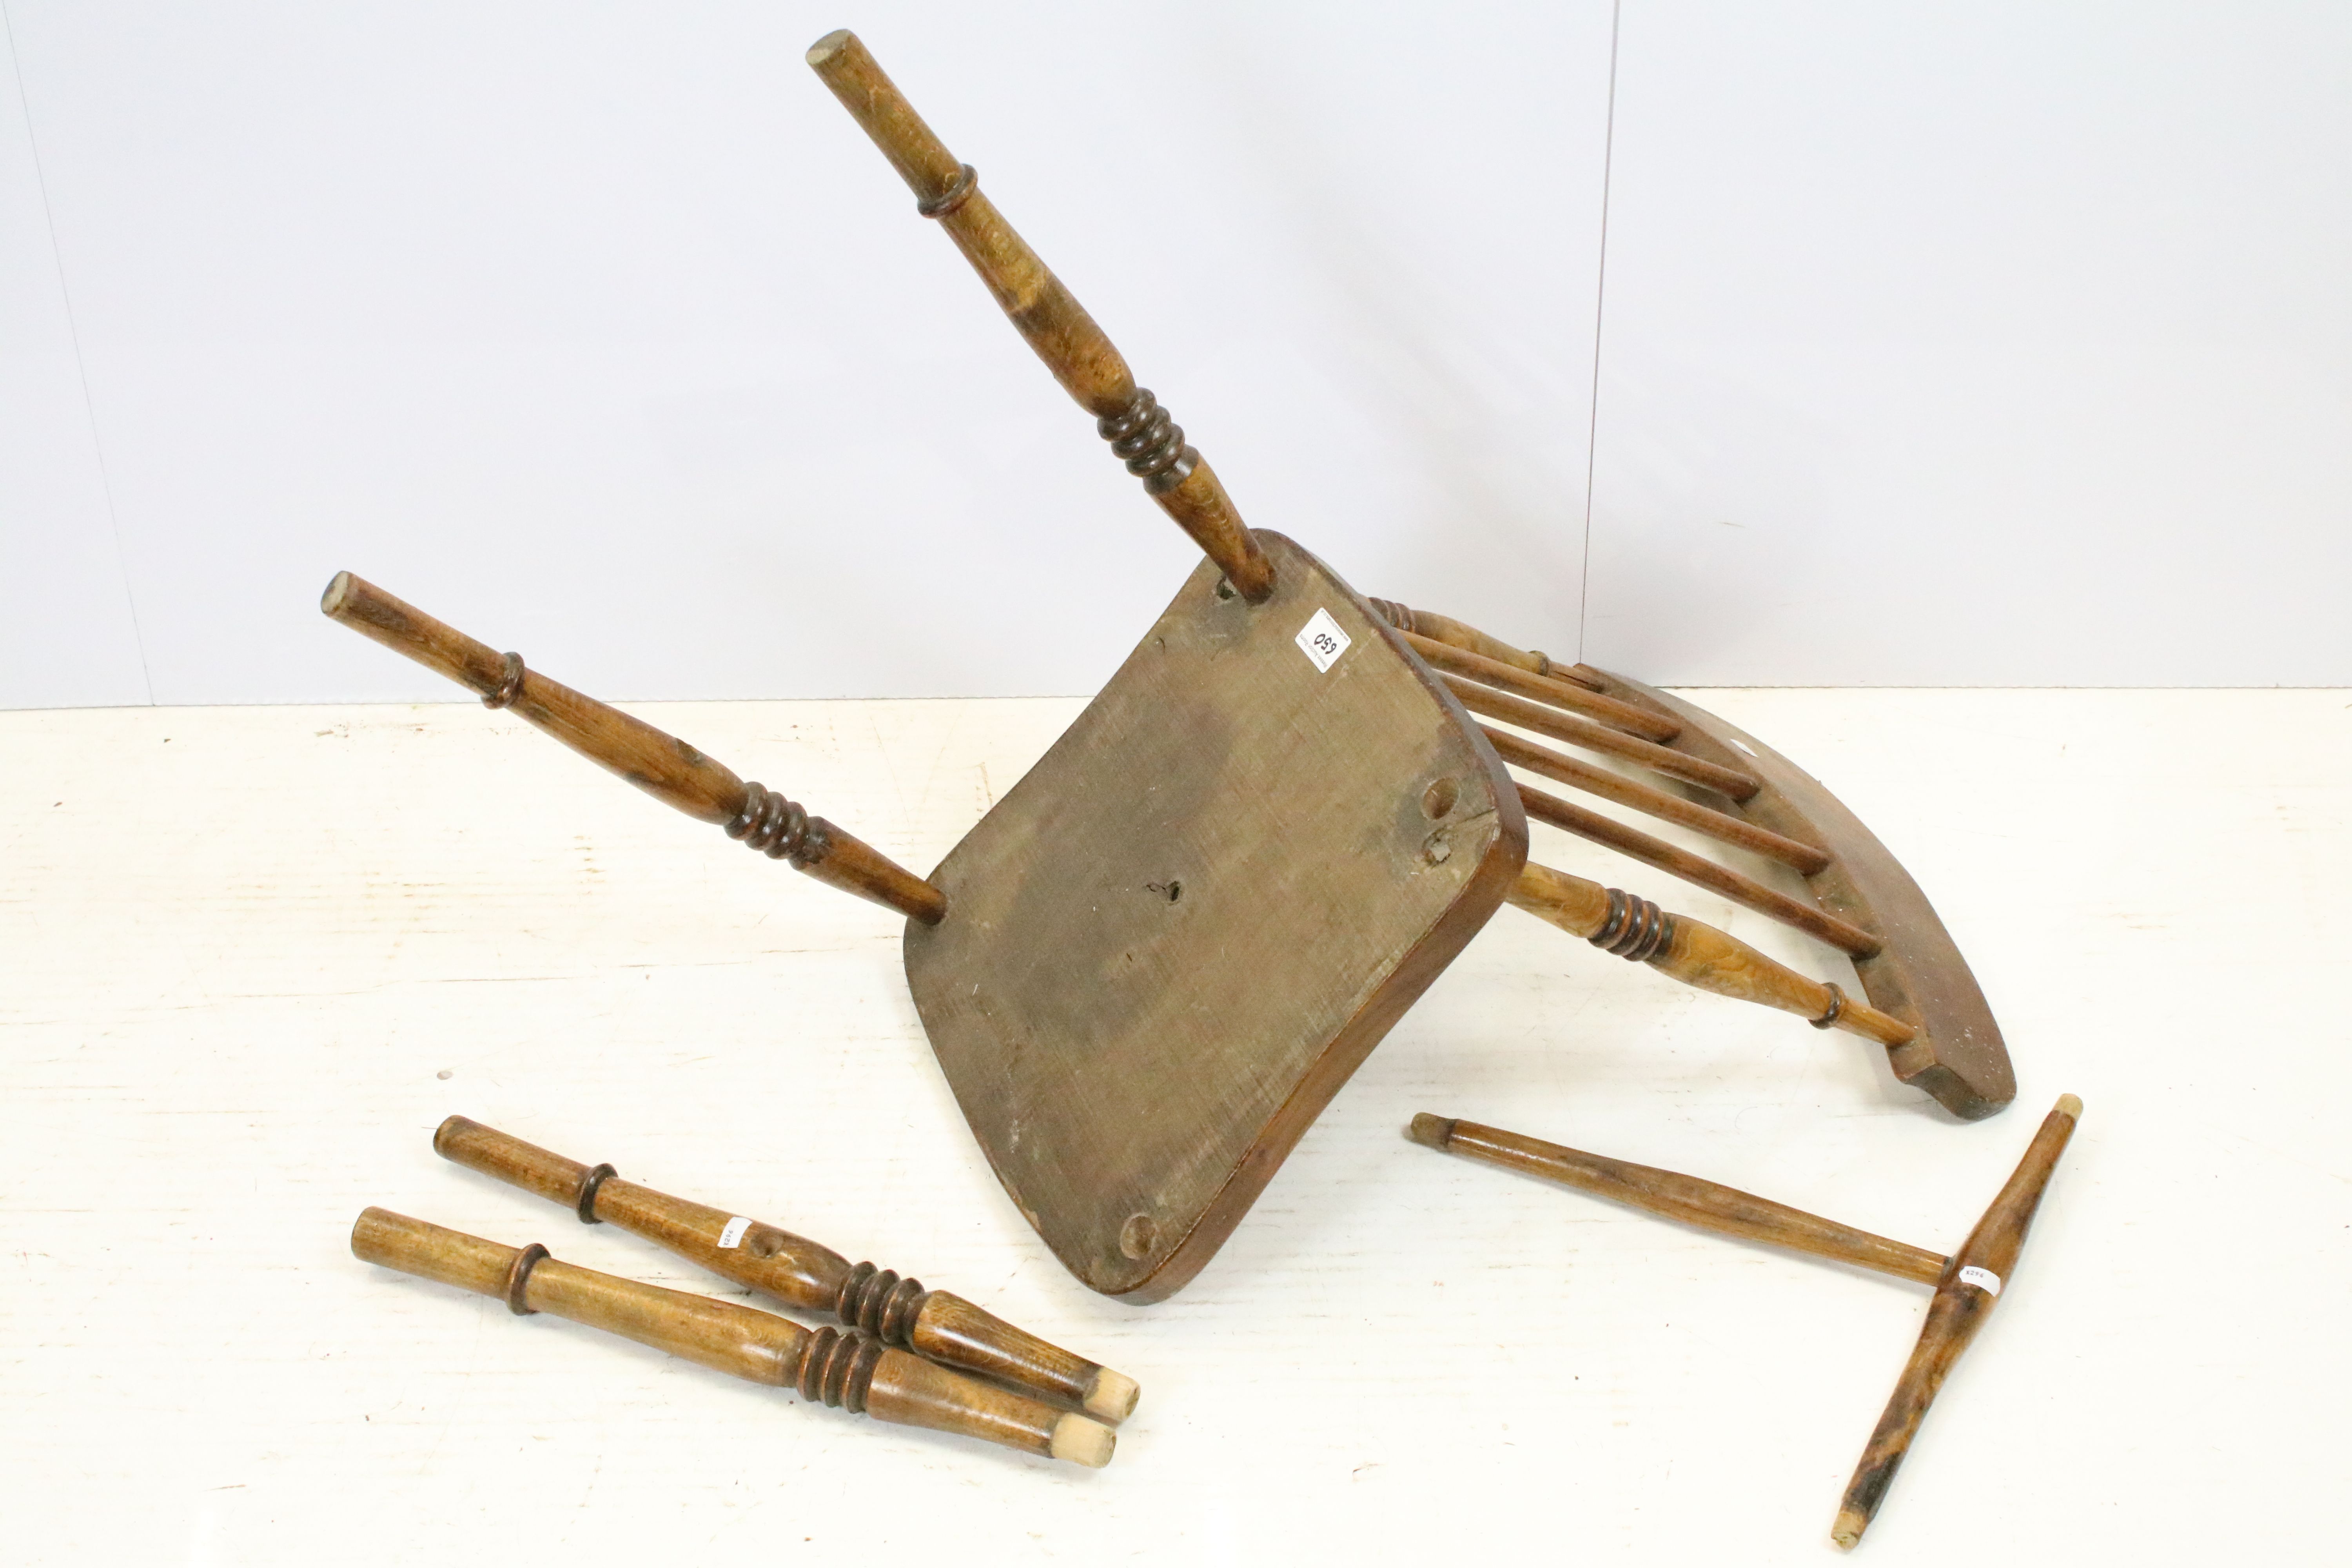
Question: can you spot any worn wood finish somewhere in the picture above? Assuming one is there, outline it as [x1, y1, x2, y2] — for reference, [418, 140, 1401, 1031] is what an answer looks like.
[1366, 598, 1592, 686]
[1508, 864, 1916, 1049]
[1446, 677, 1761, 800]
[433, 1116, 1138, 1423]
[1408, 1115, 1949, 1285]
[1588, 671, 2014, 1120]
[1411, 1098, 2083, 1548]
[1517, 783, 1882, 958]
[1483, 726, 1832, 875]
[305, 36, 2013, 1328]
[795, 829, 950, 926]
[321, 572, 737, 822]
[1398, 631, 1679, 742]
[319, 572, 944, 925]
[906, 533, 1526, 1300]
[349, 1207, 1115, 1466]
[1834, 1095, 2083, 1549]
[806, 30, 1272, 603]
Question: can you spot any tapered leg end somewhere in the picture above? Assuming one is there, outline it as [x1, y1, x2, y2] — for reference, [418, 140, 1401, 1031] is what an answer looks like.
[1048, 1413, 1116, 1468]
[1831, 1508, 1869, 1551]
[1408, 1113, 1455, 1150]
[1083, 1367, 1141, 1425]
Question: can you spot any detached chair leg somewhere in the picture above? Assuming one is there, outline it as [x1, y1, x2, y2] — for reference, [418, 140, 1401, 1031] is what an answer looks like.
[1832, 1095, 2082, 1548]
[1410, 1097, 2086, 1549]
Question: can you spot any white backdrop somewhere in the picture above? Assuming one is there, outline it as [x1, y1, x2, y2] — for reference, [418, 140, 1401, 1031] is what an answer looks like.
[1583, 2, 2352, 685]
[3, 1, 2347, 708]
[0, 0, 1613, 708]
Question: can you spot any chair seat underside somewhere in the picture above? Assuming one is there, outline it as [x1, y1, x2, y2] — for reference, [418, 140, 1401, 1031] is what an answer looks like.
[904, 532, 1527, 1300]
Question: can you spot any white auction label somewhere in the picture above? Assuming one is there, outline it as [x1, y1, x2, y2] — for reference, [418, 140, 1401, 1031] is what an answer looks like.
[717, 1215, 753, 1249]
[1295, 608, 1351, 672]
[1956, 1264, 2002, 1296]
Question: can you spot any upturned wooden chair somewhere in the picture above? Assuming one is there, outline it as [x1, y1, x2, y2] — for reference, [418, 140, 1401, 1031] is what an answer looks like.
[321, 31, 2014, 1303]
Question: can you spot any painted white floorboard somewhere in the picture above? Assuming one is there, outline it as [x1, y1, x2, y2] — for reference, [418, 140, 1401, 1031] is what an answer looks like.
[2, 690, 2344, 1563]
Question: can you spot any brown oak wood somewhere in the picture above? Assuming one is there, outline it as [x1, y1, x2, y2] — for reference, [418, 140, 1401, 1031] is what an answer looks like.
[432, 1116, 1138, 1423]
[905, 534, 1526, 1300]
[294, 37, 2028, 1331]
[1410, 1098, 2083, 1548]
[349, 1207, 1114, 1466]
[1398, 630, 1679, 741]
[806, 29, 1272, 603]
[320, 572, 944, 924]
[1516, 783, 1882, 958]
[1586, 672, 2014, 1120]
[1483, 726, 1832, 875]
[321, 571, 738, 821]
[1508, 863, 1916, 1048]
[1447, 677, 1761, 800]
[1833, 1094, 2083, 1549]
[1408, 1115, 1948, 1285]
[793, 826, 950, 926]
[1366, 598, 1593, 686]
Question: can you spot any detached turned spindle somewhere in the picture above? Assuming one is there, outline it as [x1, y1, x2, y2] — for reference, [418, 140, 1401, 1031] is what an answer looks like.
[319, 572, 945, 925]
[350, 1208, 1115, 1466]
[805, 29, 1273, 603]
[1508, 862, 1915, 1049]
[1832, 1096, 2082, 1550]
[1410, 1097, 2085, 1550]
[433, 1116, 1138, 1424]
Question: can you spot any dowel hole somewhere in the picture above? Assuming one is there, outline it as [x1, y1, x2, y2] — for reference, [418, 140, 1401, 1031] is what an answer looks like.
[1118, 1213, 1158, 1259]
[1214, 578, 1237, 601]
[1421, 777, 1459, 819]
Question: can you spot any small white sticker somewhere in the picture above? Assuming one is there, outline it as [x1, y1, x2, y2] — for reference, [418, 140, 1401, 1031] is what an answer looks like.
[1956, 1264, 2002, 1296]
[717, 1215, 753, 1250]
[1295, 608, 1351, 672]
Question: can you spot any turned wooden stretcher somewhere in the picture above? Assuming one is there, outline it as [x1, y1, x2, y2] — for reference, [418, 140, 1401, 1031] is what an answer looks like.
[1412, 1096, 2082, 1549]
[321, 30, 2014, 1303]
